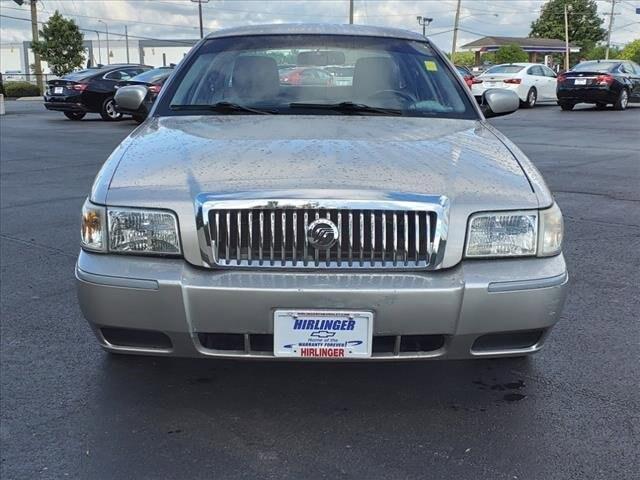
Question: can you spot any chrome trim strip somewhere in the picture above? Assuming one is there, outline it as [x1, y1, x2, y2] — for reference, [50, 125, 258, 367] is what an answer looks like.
[488, 272, 568, 293]
[76, 266, 159, 290]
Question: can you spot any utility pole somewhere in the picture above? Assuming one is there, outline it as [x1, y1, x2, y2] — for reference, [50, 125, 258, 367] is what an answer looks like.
[125, 25, 130, 63]
[191, 0, 210, 39]
[605, 0, 616, 59]
[451, 0, 462, 58]
[29, 0, 44, 94]
[564, 4, 571, 70]
[349, 0, 354, 24]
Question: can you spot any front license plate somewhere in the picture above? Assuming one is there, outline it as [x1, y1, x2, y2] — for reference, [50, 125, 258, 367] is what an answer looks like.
[273, 310, 373, 358]
[54, 86, 63, 94]
[574, 78, 587, 85]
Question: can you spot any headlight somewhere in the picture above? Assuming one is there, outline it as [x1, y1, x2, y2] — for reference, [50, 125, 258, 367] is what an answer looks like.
[465, 204, 564, 258]
[465, 211, 538, 257]
[108, 207, 181, 255]
[538, 203, 563, 256]
[81, 199, 106, 252]
[80, 200, 181, 255]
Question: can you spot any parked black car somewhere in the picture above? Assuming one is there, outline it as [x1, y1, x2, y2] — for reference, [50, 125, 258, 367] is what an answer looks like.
[44, 64, 152, 120]
[114, 67, 174, 122]
[557, 59, 640, 111]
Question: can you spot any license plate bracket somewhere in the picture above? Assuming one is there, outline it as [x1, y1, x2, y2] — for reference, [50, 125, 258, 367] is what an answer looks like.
[273, 309, 373, 358]
[574, 78, 587, 85]
[54, 86, 64, 94]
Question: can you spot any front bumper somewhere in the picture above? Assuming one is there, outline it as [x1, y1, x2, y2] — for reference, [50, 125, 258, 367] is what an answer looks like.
[76, 251, 568, 360]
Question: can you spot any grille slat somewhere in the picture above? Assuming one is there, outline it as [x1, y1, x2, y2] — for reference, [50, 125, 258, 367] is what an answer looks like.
[207, 205, 438, 270]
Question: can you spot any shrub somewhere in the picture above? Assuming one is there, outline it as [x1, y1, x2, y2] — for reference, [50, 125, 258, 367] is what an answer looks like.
[494, 44, 529, 64]
[3, 81, 41, 98]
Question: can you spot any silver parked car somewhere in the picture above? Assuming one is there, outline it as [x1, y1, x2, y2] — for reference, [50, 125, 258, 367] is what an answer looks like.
[77, 24, 568, 360]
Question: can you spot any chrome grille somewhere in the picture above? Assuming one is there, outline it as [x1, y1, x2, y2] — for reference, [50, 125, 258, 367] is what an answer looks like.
[197, 197, 448, 270]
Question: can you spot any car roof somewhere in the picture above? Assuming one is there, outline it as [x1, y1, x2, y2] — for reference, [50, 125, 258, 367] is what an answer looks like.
[205, 23, 426, 42]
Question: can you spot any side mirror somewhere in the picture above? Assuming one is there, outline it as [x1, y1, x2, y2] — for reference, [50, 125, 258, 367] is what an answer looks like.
[480, 89, 520, 118]
[114, 85, 147, 112]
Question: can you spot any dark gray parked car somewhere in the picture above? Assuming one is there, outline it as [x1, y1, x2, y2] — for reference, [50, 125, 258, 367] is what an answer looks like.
[77, 24, 567, 360]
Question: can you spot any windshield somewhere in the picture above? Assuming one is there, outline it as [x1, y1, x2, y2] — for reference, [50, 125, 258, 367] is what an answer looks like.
[131, 68, 173, 84]
[572, 61, 618, 72]
[483, 65, 525, 74]
[159, 35, 475, 119]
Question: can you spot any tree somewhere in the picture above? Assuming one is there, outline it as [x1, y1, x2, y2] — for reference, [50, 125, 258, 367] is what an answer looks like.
[620, 39, 640, 63]
[530, 0, 606, 52]
[582, 44, 621, 60]
[32, 11, 85, 76]
[448, 51, 475, 66]
[494, 44, 529, 63]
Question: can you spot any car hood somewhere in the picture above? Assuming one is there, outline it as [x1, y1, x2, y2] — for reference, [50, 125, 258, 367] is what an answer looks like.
[102, 115, 541, 267]
[108, 115, 534, 203]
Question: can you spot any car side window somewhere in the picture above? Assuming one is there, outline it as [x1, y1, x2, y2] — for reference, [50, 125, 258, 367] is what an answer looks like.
[622, 63, 636, 74]
[542, 66, 556, 78]
[105, 69, 131, 80]
[617, 64, 630, 74]
[528, 66, 544, 76]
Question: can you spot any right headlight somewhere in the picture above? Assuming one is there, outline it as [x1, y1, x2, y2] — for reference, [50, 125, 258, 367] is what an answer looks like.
[80, 199, 181, 256]
[465, 203, 563, 258]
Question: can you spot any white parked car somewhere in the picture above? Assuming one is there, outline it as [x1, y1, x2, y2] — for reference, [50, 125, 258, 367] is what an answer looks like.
[471, 63, 558, 108]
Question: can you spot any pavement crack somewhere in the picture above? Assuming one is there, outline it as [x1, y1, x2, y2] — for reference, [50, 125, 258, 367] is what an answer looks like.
[0, 234, 77, 258]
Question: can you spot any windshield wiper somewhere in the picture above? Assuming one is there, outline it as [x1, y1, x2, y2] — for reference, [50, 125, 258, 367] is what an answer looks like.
[288, 102, 402, 116]
[170, 102, 275, 115]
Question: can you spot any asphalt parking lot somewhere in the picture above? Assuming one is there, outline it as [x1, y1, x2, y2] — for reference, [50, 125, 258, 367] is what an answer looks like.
[1, 100, 639, 480]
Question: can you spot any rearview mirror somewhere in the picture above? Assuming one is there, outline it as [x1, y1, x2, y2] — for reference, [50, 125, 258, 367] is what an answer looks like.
[114, 85, 147, 112]
[480, 89, 520, 118]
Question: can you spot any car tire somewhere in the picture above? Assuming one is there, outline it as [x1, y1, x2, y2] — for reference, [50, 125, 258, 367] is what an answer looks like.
[133, 114, 146, 124]
[613, 89, 629, 111]
[521, 88, 537, 108]
[559, 102, 574, 111]
[100, 97, 123, 121]
[63, 112, 86, 121]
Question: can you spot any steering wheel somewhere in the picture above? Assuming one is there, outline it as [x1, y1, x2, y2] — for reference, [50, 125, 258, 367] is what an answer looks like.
[368, 89, 415, 104]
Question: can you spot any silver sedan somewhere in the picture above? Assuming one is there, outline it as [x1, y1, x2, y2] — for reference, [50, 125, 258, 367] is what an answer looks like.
[77, 24, 568, 360]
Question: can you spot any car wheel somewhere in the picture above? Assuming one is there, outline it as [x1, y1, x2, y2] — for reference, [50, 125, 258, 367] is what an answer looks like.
[559, 102, 574, 111]
[521, 88, 537, 108]
[133, 114, 146, 124]
[63, 112, 86, 121]
[100, 97, 123, 121]
[613, 89, 629, 111]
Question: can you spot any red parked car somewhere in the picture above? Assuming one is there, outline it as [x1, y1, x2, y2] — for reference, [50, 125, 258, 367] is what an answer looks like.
[455, 65, 476, 89]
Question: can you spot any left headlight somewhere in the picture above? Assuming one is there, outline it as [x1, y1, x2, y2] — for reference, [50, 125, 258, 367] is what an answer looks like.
[108, 207, 181, 255]
[465, 204, 563, 258]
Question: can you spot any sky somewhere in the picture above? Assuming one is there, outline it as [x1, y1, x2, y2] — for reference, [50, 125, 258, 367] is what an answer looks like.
[1, 0, 639, 52]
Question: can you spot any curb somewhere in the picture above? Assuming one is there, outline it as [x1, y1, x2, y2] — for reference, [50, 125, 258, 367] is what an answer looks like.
[16, 96, 43, 101]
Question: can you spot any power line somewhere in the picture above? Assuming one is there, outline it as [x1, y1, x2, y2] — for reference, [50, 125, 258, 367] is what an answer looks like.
[0, 13, 197, 44]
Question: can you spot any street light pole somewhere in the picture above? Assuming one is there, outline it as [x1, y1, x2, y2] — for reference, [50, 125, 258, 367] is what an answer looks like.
[349, 0, 354, 24]
[416, 16, 433, 37]
[124, 25, 130, 63]
[95, 30, 102, 65]
[98, 20, 110, 64]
